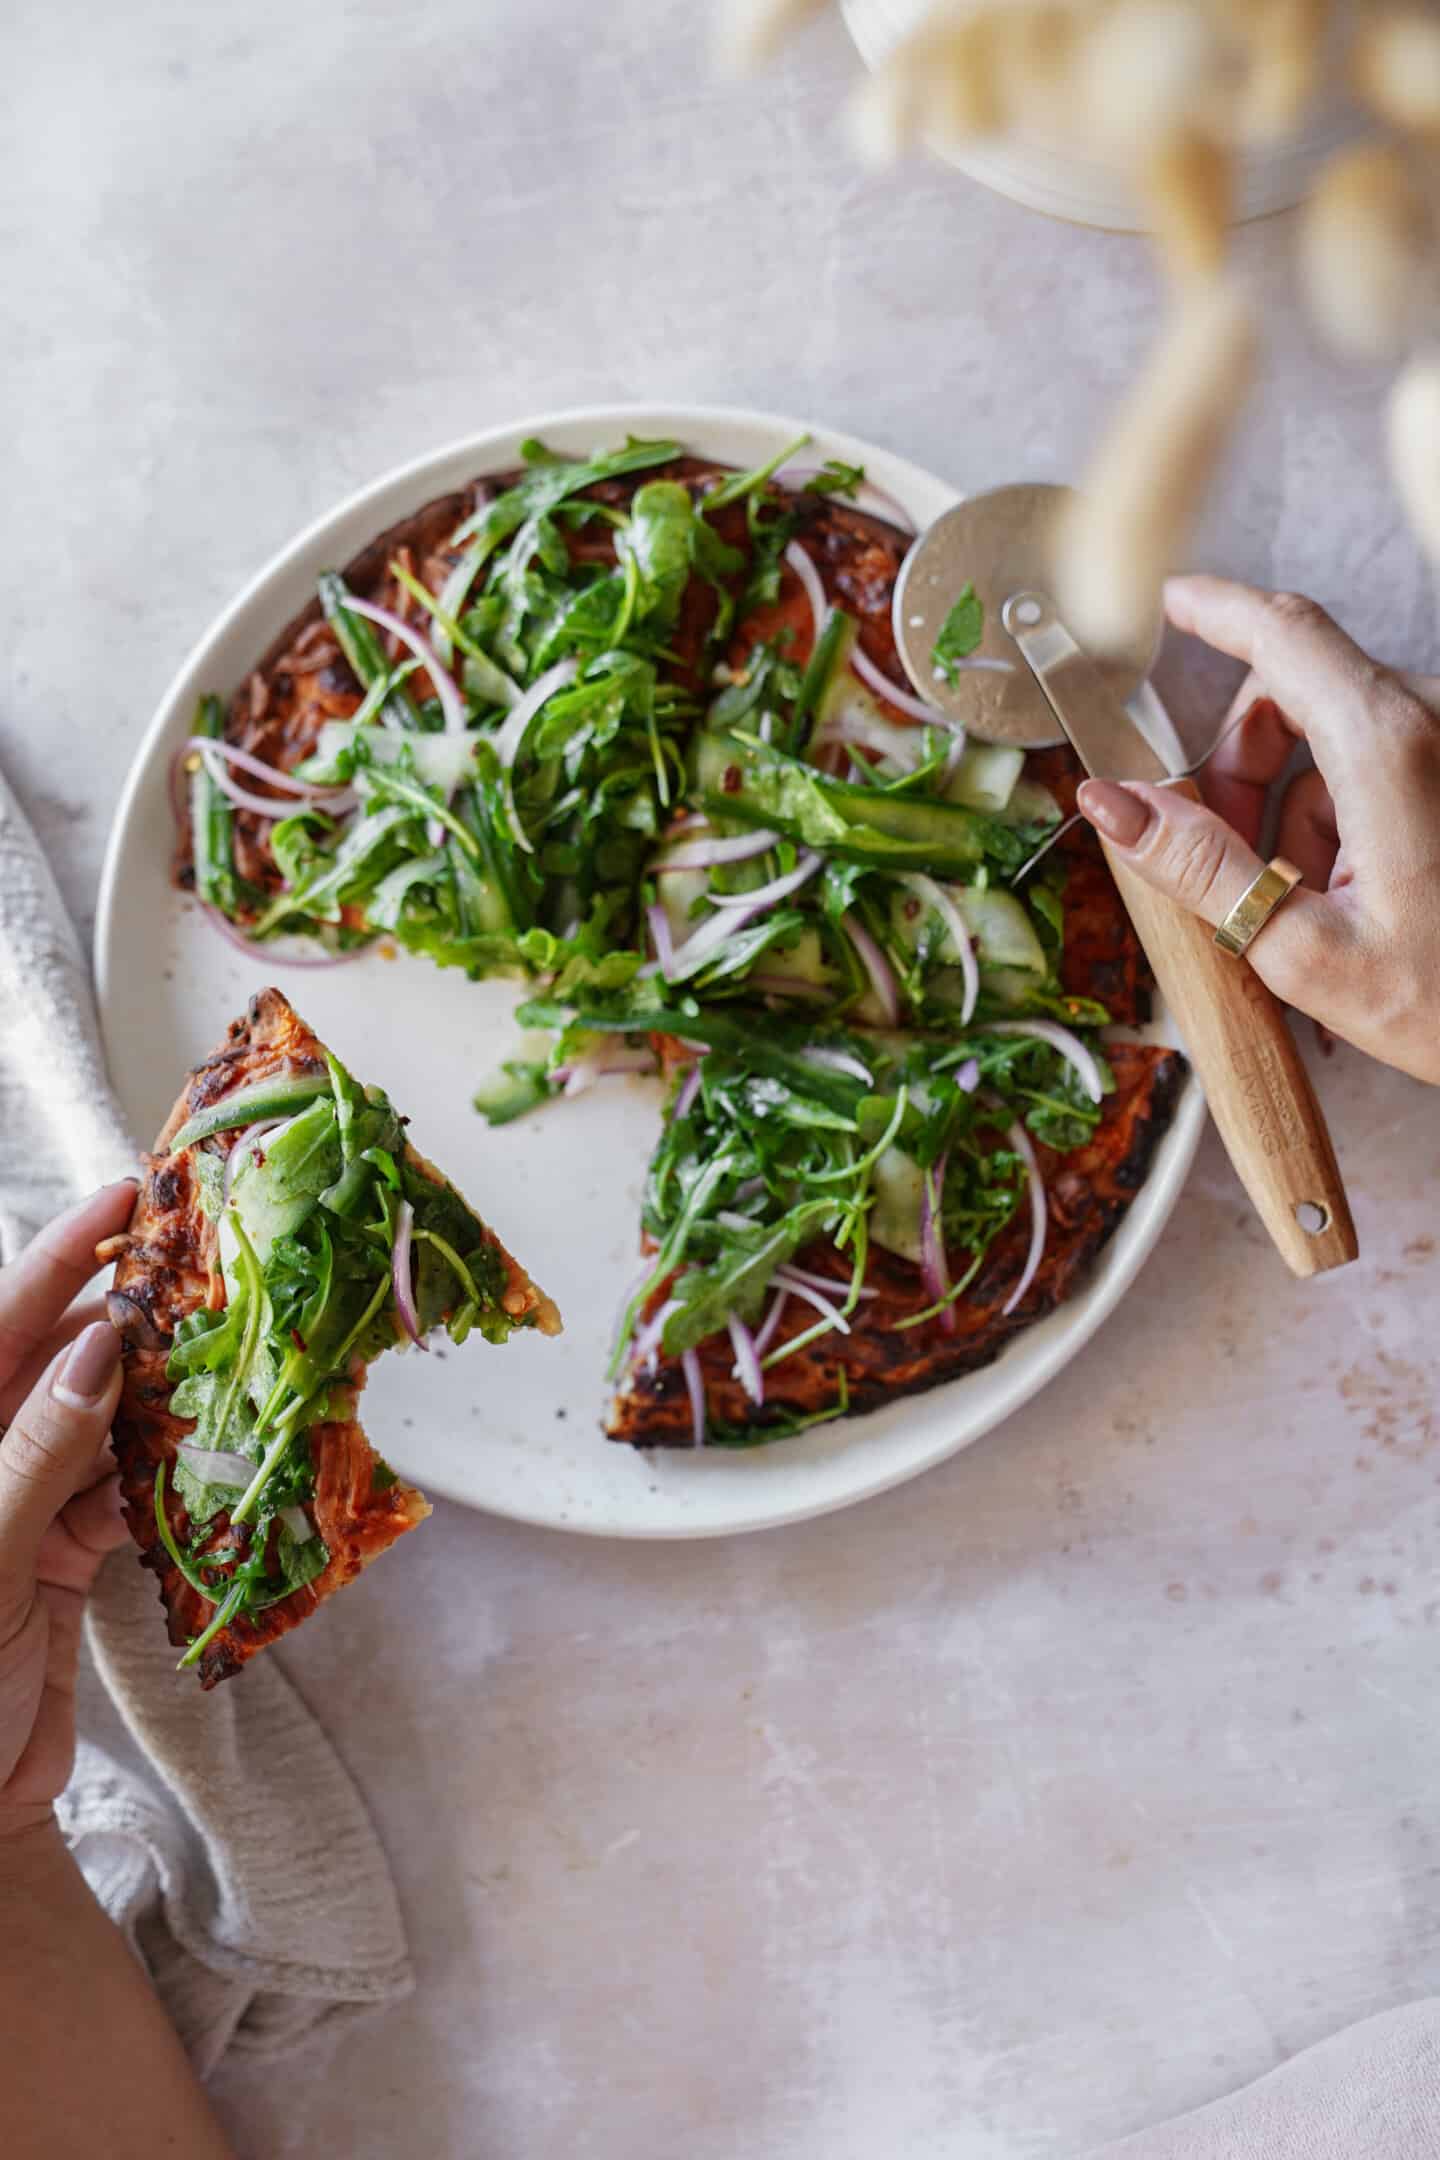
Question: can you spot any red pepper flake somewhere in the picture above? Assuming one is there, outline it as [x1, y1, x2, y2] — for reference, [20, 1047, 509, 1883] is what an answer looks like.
[291, 1327, 308, 1352]
[721, 765, 742, 795]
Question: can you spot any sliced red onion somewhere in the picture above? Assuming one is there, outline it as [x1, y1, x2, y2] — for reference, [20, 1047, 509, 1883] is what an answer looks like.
[391, 1200, 425, 1348]
[919, 1150, 956, 1335]
[175, 1443, 255, 1491]
[734, 1176, 764, 1202]
[932, 656, 1015, 678]
[1011, 812, 1083, 887]
[988, 1020, 1105, 1104]
[750, 972, 830, 1003]
[775, 1264, 877, 1301]
[783, 539, 828, 652]
[342, 594, 466, 733]
[905, 873, 979, 1025]
[197, 738, 359, 798]
[222, 1116, 286, 1200]
[630, 1297, 680, 1372]
[706, 853, 822, 910]
[201, 906, 370, 968]
[673, 1064, 703, 1120]
[727, 1315, 764, 1405]
[492, 656, 581, 768]
[775, 464, 918, 534]
[681, 1347, 707, 1448]
[654, 828, 779, 872]
[659, 851, 822, 981]
[560, 1049, 657, 1098]
[841, 912, 900, 1025]
[813, 711, 921, 771]
[942, 730, 969, 785]
[753, 1285, 790, 1356]
[768, 1274, 851, 1334]
[716, 1209, 760, 1234]
[800, 1045, 873, 1085]
[955, 1057, 980, 1093]
[491, 657, 581, 855]
[1001, 1120, 1048, 1317]
[278, 1504, 312, 1544]
[849, 639, 963, 729]
[198, 746, 357, 821]
[647, 901, 675, 978]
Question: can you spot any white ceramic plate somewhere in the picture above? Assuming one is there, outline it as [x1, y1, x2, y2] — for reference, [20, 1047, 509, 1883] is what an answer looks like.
[95, 402, 1203, 1539]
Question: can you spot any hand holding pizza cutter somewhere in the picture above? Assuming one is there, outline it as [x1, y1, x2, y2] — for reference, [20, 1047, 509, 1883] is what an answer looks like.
[894, 483, 1357, 1277]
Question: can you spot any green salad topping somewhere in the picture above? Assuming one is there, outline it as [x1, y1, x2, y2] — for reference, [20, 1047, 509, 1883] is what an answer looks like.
[188, 436, 1122, 1443]
[160, 1053, 511, 1664]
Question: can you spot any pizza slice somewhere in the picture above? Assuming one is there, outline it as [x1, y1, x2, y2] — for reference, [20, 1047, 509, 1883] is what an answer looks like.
[104, 987, 560, 1685]
[604, 1026, 1186, 1445]
[496, 991, 1182, 1449]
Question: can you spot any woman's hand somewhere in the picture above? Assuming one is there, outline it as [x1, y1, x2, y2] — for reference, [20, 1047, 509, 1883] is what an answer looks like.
[0, 1181, 136, 1841]
[1076, 575, 1440, 1085]
[0, 1184, 234, 2160]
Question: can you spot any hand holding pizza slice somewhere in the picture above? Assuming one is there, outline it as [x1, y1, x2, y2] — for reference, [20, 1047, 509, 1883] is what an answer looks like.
[104, 988, 559, 1685]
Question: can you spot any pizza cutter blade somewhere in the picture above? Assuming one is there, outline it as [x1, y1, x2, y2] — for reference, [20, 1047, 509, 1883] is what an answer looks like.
[891, 481, 1357, 1278]
[892, 482, 1163, 753]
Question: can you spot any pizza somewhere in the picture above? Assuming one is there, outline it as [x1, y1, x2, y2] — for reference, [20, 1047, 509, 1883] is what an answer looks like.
[174, 436, 1187, 1451]
[104, 987, 559, 1683]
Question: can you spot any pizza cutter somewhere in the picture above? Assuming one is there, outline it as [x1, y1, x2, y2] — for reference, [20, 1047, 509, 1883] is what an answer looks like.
[893, 482, 1357, 1277]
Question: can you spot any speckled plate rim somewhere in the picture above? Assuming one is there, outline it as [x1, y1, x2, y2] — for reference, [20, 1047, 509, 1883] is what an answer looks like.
[94, 401, 1205, 1540]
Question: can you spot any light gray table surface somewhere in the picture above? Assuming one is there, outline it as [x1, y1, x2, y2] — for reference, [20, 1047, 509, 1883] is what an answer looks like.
[6, 4, 1439, 2155]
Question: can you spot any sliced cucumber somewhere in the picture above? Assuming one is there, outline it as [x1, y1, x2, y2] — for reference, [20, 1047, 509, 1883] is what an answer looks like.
[299, 719, 479, 796]
[943, 741, 1024, 814]
[957, 887, 1048, 974]
[1001, 777, 1062, 828]
[868, 1147, 927, 1263]
[889, 883, 1047, 977]
[803, 609, 860, 745]
[763, 926, 834, 990]
[651, 862, 712, 952]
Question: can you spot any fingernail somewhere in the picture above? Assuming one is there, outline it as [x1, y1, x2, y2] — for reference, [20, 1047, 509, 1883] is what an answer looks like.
[1078, 780, 1152, 849]
[53, 1322, 123, 1409]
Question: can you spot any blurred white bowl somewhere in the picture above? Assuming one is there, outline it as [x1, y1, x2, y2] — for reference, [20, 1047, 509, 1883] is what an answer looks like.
[840, 0, 1367, 229]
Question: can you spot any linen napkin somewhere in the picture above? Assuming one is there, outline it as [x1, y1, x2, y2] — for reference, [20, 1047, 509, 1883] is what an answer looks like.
[1082, 2000, 1440, 2159]
[0, 764, 414, 2073]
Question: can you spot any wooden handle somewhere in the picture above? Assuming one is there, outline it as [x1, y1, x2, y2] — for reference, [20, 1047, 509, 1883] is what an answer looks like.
[1099, 809, 1357, 1277]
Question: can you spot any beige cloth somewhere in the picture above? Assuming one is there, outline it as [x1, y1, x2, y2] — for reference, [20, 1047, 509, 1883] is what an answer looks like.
[0, 766, 413, 2072]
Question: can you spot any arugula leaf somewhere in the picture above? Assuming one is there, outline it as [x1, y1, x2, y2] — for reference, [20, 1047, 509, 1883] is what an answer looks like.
[662, 1202, 834, 1354]
[622, 482, 695, 630]
[805, 459, 865, 499]
[701, 432, 809, 512]
[250, 804, 417, 936]
[449, 437, 682, 553]
[931, 583, 984, 685]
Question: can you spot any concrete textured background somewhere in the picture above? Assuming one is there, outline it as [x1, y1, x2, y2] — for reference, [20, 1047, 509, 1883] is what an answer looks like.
[5, 3, 1439, 2154]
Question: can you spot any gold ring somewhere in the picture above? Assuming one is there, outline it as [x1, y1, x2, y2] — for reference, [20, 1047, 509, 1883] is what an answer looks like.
[1214, 856, 1303, 958]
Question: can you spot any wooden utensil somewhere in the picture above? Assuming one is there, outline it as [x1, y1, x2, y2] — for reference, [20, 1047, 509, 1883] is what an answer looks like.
[892, 486, 1356, 1276]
